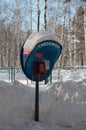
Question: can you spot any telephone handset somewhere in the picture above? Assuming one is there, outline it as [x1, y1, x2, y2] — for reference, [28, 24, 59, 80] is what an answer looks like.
[34, 62, 45, 76]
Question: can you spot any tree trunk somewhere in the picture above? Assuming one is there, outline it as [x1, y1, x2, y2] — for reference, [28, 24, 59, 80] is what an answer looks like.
[57, 3, 67, 79]
[53, 0, 60, 33]
[73, 0, 78, 67]
[37, 0, 40, 31]
[67, 1, 73, 67]
[84, 2, 86, 65]
[44, 0, 48, 84]
[30, 0, 32, 32]
[15, 0, 21, 68]
[44, 0, 47, 31]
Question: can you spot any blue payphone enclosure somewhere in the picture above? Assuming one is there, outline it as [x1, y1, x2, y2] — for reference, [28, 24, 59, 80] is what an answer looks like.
[20, 32, 62, 81]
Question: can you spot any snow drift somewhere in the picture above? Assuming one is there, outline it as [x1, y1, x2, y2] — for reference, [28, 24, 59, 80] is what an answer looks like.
[0, 81, 35, 128]
[40, 80, 86, 128]
[0, 77, 86, 129]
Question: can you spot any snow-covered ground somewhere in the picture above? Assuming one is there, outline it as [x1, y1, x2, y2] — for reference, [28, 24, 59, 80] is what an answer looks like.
[0, 69, 86, 130]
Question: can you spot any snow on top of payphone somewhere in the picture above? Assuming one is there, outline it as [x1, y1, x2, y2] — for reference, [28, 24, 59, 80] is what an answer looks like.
[24, 32, 61, 50]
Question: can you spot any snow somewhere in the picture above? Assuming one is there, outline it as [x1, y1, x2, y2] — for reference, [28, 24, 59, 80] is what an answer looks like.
[0, 69, 86, 130]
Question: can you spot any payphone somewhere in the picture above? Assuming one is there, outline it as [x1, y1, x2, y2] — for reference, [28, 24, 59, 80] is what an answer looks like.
[20, 32, 62, 121]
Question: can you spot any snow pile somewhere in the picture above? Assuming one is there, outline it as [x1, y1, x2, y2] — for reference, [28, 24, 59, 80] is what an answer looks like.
[0, 81, 35, 128]
[40, 81, 86, 128]
[52, 69, 86, 82]
[0, 69, 86, 129]
[6, 121, 64, 130]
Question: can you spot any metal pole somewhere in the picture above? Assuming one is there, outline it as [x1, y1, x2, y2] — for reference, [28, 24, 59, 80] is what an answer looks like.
[50, 72, 52, 84]
[35, 81, 39, 121]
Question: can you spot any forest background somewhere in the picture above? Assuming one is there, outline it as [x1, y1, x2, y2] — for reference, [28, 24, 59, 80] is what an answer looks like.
[0, 0, 86, 72]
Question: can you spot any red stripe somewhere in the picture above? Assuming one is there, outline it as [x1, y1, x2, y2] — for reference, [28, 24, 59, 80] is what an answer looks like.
[34, 53, 43, 58]
[24, 49, 31, 55]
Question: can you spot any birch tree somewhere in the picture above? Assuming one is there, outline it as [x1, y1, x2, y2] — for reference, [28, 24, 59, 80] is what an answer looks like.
[57, 1, 67, 79]
[30, 0, 32, 32]
[67, 0, 73, 67]
[37, 0, 40, 31]
[53, 0, 60, 33]
[0, 21, 4, 67]
[44, 0, 47, 31]
[83, 0, 86, 64]
[73, 0, 78, 67]
[15, 0, 21, 68]
[44, 0, 48, 84]
[81, 0, 86, 64]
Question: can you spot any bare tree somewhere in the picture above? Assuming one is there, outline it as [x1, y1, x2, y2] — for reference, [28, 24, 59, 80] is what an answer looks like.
[37, 0, 40, 31]
[84, 1, 86, 64]
[81, 0, 86, 62]
[44, 0, 48, 84]
[44, 0, 47, 31]
[53, 0, 60, 33]
[57, 1, 67, 79]
[67, 0, 73, 67]
[15, 0, 22, 68]
[30, 0, 32, 32]
[0, 21, 4, 67]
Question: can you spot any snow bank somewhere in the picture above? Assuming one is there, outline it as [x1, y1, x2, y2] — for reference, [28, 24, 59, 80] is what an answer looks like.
[40, 81, 86, 128]
[0, 81, 35, 128]
[0, 78, 86, 129]
[52, 69, 86, 82]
